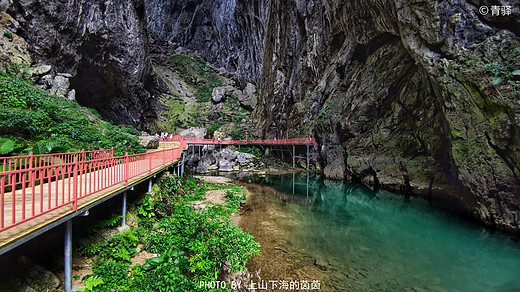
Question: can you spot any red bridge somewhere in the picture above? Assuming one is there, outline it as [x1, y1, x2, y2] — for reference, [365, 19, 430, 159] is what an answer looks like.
[0, 136, 315, 247]
[165, 134, 315, 145]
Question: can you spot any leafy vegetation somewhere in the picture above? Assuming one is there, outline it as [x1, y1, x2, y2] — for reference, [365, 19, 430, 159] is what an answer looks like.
[166, 55, 223, 103]
[236, 146, 263, 157]
[81, 275, 104, 292]
[87, 213, 123, 234]
[0, 73, 145, 157]
[80, 175, 260, 291]
[485, 46, 520, 90]
[157, 55, 253, 140]
[206, 120, 227, 139]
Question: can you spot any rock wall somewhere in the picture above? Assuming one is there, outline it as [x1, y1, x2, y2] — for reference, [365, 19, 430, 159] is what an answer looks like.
[143, 0, 267, 82]
[4, 0, 158, 127]
[257, 0, 520, 233]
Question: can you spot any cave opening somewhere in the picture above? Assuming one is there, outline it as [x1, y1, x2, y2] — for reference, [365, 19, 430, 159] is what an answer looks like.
[69, 35, 117, 123]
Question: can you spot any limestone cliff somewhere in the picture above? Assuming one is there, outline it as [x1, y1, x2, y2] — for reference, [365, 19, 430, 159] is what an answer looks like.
[144, 0, 267, 82]
[257, 0, 520, 233]
[4, 0, 158, 127]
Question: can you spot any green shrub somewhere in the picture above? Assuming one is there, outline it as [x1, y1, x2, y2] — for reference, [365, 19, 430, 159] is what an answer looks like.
[88, 213, 123, 234]
[0, 73, 145, 156]
[83, 176, 259, 291]
[81, 275, 104, 292]
[91, 259, 129, 291]
[3, 31, 13, 39]
[165, 55, 223, 103]
[130, 250, 190, 291]
[236, 146, 262, 157]
[206, 120, 227, 139]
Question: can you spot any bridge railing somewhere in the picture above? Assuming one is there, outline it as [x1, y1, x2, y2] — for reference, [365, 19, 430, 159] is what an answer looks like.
[0, 149, 114, 174]
[181, 137, 315, 145]
[1, 133, 310, 232]
[0, 146, 184, 232]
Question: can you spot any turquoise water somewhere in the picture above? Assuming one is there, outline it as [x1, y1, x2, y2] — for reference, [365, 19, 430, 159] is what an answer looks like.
[247, 174, 520, 291]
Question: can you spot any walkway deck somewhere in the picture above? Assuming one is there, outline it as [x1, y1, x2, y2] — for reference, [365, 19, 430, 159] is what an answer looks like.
[0, 144, 185, 254]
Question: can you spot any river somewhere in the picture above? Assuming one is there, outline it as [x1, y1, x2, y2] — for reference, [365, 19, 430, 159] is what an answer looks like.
[237, 174, 520, 292]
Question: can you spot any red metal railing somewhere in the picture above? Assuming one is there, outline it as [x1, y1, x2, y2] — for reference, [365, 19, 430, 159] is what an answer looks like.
[0, 142, 186, 232]
[0, 149, 114, 174]
[0, 134, 309, 233]
[178, 137, 315, 145]
[161, 134, 315, 145]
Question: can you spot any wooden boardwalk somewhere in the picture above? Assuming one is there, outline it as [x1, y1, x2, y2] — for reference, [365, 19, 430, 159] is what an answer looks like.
[0, 157, 178, 252]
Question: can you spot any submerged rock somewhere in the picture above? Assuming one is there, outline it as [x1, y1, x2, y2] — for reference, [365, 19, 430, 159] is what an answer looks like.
[314, 259, 329, 271]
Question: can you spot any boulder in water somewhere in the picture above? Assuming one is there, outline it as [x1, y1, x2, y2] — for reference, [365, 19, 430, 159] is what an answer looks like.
[199, 153, 217, 167]
[314, 259, 329, 271]
[217, 147, 238, 161]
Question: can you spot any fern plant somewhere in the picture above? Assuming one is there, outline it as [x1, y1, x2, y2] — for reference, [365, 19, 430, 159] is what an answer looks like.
[81, 275, 104, 292]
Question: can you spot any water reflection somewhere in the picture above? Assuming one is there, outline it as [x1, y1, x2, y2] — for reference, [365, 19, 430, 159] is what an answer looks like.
[243, 174, 520, 292]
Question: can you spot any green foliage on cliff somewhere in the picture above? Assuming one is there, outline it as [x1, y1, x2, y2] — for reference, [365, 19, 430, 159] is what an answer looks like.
[155, 54, 253, 140]
[81, 176, 259, 291]
[0, 73, 145, 156]
[166, 55, 223, 102]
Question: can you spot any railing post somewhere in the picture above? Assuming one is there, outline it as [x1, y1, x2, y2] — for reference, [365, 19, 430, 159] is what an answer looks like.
[28, 152, 34, 187]
[149, 151, 152, 174]
[125, 152, 129, 186]
[292, 145, 296, 168]
[0, 173, 4, 229]
[72, 157, 78, 211]
[307, 144, 310, 169]
[29, 151, 35, 216]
